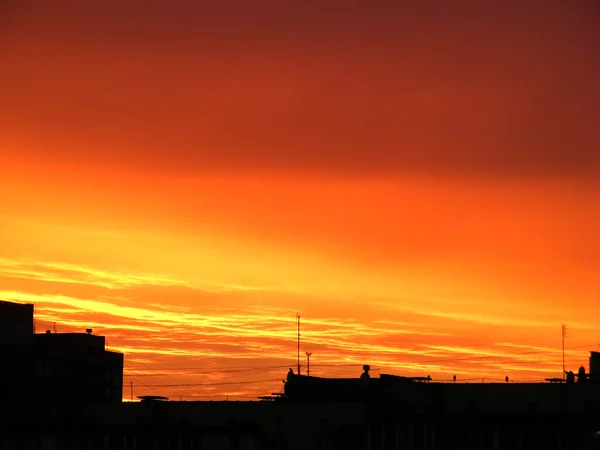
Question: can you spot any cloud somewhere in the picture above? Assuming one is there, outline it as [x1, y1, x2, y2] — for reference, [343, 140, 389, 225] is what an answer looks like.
[1, 1, 598, 177]
[0, 258, 187, 290]
[2, 279, 595, 398]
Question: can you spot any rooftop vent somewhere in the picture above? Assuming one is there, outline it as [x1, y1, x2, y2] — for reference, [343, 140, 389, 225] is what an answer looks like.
[86, 329, 92, 335]
[45, 330, 51, 334]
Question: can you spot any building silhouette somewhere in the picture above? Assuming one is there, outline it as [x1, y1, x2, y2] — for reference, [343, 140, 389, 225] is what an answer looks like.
[0, 300, 34, 345]
[1, 298, 599, 449]
[591, 351, 600, 380]
[0, 299, 123, 404]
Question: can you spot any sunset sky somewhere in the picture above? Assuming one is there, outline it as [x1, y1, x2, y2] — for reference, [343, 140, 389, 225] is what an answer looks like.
[1, 1, 599, 400]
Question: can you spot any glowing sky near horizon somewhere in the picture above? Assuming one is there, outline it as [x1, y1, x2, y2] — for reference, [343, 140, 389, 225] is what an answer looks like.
[1, 1, 599, 400]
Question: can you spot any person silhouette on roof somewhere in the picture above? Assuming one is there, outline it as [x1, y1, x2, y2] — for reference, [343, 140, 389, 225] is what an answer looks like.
[360, 365, 371, 385]
[287, 368, 294, 381]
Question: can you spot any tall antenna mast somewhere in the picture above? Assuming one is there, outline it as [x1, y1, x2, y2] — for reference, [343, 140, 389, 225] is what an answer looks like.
[562, 324, 567, 378]
[297, 313, 301, 375]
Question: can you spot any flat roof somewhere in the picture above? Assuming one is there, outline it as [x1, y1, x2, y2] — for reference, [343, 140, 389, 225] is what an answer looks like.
[0, 300, 34, 310]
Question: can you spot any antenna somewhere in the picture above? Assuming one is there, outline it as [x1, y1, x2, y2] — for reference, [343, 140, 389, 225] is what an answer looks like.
[130, 381, 133, 402]
[306, 352, 312, 376]
[53, 322, 57, 334]
[562, 324, 567, 378]
[297, 313, 301, 375]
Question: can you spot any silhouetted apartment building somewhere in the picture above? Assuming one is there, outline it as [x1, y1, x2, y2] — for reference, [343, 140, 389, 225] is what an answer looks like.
[591, 351, 600, 379]
[32, 329, 124, 403]
[0, 395, 599, 450]
[0, 299, 34, 346]
[0, 299, 123, 404]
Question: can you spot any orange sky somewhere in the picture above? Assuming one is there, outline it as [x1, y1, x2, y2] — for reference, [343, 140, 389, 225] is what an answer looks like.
[1, 1, 599, 400]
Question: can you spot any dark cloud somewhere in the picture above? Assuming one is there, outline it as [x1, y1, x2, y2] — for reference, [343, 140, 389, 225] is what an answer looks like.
[1, 1, 599, 176]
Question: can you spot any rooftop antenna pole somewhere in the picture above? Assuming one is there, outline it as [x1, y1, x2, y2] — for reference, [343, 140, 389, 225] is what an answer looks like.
[297, 313, 301, 375]
[130, 380, 133, 402]
[562, 324, 567, 378]
[306, 352, 312, 376]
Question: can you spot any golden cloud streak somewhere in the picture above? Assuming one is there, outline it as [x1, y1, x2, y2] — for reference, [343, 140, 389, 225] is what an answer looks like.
[0, 258, 186, 289]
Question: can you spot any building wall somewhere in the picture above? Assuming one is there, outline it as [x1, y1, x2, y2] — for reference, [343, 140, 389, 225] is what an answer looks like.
[0, 300, 124, 405]
[0, 401, 598, 450]
[0, 300, 34, 346]
[388, 382, 600, 415]
[286, 374, 600, 416]
[590, 352, 600, 377]
[34, 333, 106, 353]
[32, 337, 124, 404]
[0, 402, 367, 450]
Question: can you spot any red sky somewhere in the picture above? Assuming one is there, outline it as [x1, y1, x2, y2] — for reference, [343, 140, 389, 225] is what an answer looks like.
[1, 1, 599, 400]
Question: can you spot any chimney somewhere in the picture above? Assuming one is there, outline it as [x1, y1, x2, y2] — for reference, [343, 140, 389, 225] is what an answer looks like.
[45, 330, 51, 334]
[86, 328, 93, 335]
